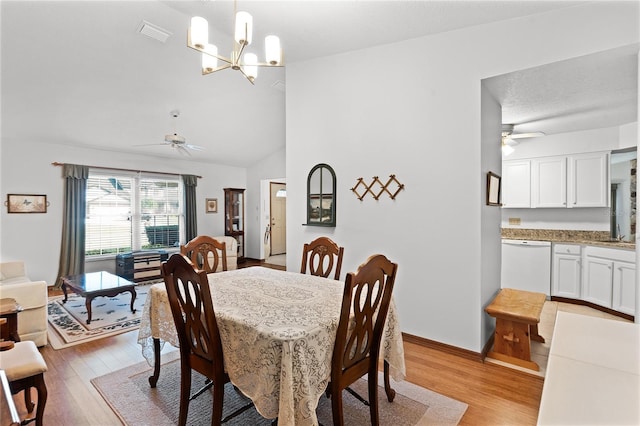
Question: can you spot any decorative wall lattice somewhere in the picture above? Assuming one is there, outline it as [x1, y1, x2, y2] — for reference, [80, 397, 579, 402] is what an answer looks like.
[351, 175, 405, 201]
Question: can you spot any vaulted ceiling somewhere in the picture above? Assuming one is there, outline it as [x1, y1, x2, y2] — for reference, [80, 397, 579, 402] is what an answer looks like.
[1, 1, 636, 167]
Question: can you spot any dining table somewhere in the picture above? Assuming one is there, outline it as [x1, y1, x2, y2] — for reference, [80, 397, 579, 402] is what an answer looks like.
[137, 266, 406, 426]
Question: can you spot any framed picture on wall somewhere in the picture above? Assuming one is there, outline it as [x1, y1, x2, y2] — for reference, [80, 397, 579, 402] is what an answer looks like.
[205, 198, 218, 213]
[486, 172, 501, 206]
[6, 194, 48, 213]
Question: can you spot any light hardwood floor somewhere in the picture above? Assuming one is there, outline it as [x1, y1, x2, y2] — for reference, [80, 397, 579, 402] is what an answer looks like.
[8, 260, 545, 425]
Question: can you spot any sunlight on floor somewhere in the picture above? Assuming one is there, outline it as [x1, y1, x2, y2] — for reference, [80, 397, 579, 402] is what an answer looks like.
[266, 254, 286, 267]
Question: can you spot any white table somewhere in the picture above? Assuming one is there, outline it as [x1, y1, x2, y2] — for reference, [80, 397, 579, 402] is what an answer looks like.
[137, 266, 406, 426]
[537, 311, 640, 425]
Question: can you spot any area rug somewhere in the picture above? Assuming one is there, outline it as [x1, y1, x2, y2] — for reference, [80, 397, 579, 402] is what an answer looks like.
[47, 284, 154, 349]
[92, 355, 468, 425]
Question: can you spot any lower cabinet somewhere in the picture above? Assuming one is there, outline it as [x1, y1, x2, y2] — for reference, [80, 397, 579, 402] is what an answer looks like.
[612, 261, 636, 316]
[552, 244, 581, 299]
[552, 244, 636, 317]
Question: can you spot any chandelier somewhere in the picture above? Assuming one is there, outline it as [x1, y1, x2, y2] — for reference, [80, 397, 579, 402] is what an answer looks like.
[187, 1, 283, 85]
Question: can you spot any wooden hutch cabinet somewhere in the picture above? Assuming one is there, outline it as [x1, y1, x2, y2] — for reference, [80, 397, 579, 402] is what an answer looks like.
[224, 188, 245, 262]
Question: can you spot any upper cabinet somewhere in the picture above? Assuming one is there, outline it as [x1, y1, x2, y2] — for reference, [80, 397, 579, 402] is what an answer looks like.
[502, 160, 531, 208]
[503, 151, 609, 209]
[567, 152, 609, 208]
[532, 156, 567, 208]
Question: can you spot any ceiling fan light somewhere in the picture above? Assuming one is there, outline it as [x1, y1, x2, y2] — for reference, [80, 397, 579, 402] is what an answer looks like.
[243, 52, 258, 81]
[502, 144, 515, 156]
[190, 16, 208, 49]
[265, 35, 281, 65]
[235, 11, 253, 46]
[202, 44, 218, 72]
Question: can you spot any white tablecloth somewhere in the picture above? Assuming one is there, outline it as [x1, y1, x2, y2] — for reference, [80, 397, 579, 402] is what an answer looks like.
[137, 266, 406, 426]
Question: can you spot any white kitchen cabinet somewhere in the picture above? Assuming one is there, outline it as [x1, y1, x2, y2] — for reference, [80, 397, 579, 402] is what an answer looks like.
[502, 160, 530, 208]
[567, 152, 609, 208]
[552, 244, 581, 298]
[612, 261, 636, 316]
[582, 246, 635, 311]
[502, 151, 609, 209]
[583, 256, 613, 308]
[532, 156, 567, 208]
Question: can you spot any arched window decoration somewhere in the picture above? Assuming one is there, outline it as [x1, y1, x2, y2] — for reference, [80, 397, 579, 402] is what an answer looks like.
[306, 163, 336, 227]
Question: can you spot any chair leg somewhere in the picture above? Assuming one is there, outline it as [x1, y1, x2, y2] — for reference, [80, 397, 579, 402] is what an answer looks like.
[33, 374, 47, 426]
[210, 380, 224, 426]
[368, 370, 380, 426]
[23, 386, 34, 413]
[331, 385, 344, 426]
[178, 366, 192, 426]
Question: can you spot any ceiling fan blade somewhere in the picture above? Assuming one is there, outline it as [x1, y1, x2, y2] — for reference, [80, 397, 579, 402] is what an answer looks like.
[510, 131, 546, 139]
[175, 145, 192, 156]
[185, 144, 205, 151]
[133, 143, 170, 147]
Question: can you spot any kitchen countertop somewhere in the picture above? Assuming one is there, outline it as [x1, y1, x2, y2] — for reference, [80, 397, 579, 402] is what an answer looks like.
[502, 228, 636, 250]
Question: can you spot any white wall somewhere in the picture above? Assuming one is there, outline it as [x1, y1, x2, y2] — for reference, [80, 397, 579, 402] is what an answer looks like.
[246, 147, 286, 260]
[0, 140, 246, 284]
[480, 84, 503, 348]
[286, 2, 639, 352]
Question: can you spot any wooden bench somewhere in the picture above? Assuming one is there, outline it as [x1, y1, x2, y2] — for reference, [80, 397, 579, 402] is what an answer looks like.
[485, 288, 546, 371]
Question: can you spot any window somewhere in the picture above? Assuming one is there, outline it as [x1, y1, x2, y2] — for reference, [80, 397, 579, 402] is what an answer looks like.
[86, 170, 183, 257]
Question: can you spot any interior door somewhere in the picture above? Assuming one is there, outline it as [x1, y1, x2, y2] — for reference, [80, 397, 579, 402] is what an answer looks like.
[270, 182, 286, 255]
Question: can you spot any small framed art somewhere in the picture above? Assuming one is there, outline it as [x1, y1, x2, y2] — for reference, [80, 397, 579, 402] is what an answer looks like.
[205, 198, 218, 213]
[6, 194, 48, 213]
[486, 172, 501, 206]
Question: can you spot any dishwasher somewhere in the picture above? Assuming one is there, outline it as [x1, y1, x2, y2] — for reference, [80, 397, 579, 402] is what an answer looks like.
[501, 239, 552, 296]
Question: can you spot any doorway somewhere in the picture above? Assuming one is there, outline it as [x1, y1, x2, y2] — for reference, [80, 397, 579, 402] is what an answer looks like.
[269, 182, 287, 263]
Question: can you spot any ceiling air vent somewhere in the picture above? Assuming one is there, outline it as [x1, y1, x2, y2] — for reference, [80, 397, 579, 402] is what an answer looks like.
[137, 20, 172, 43]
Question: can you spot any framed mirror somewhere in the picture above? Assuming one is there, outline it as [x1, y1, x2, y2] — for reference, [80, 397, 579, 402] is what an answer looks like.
[306, 163, 336, 227]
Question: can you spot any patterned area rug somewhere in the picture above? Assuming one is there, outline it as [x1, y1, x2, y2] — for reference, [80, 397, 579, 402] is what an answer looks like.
[47, 283, 154, 349]
[92, 354, 468, 425]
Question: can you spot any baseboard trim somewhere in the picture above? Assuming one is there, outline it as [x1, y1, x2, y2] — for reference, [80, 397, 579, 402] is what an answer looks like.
[401, 332, 484, 362]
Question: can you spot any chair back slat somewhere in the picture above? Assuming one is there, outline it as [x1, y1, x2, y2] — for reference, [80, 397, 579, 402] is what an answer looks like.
[180, 235, 228, 273]
[333, 254, 397, 375]
[300, 236, 345, 280]
[162, 254, 223, 365]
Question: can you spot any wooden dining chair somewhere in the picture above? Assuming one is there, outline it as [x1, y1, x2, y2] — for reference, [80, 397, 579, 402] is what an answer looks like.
[300, 236, 345, 280]
[180, 235, 228, 273]
[328, 254, 398, 426]
[162, 254, 250, 426]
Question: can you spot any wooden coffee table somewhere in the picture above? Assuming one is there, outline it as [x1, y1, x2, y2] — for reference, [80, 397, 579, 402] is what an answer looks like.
[61, 271, 136, 324]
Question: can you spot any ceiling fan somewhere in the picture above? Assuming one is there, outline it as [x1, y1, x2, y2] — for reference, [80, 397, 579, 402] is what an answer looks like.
[138, 110, 204, 156]
[501, 123, 545, 155]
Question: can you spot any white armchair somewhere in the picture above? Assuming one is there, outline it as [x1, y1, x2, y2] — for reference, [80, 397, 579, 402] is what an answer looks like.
[214, 236, 238, 270]
[0, 262, 48, 347]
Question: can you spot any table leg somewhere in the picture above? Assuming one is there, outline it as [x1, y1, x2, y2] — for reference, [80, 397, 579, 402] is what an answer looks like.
[128, 289, 137, 314]
[530, 323, 545, 343]
[62, 283, 69, 303]
[383, 360, 396, 402]
[148, 337, 161, 388]
[85, 296, 93, 324]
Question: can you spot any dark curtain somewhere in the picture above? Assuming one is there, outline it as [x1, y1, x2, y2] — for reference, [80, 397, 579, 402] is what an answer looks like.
[55, 164, 89, 289]
[183, 174, 198, 242]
